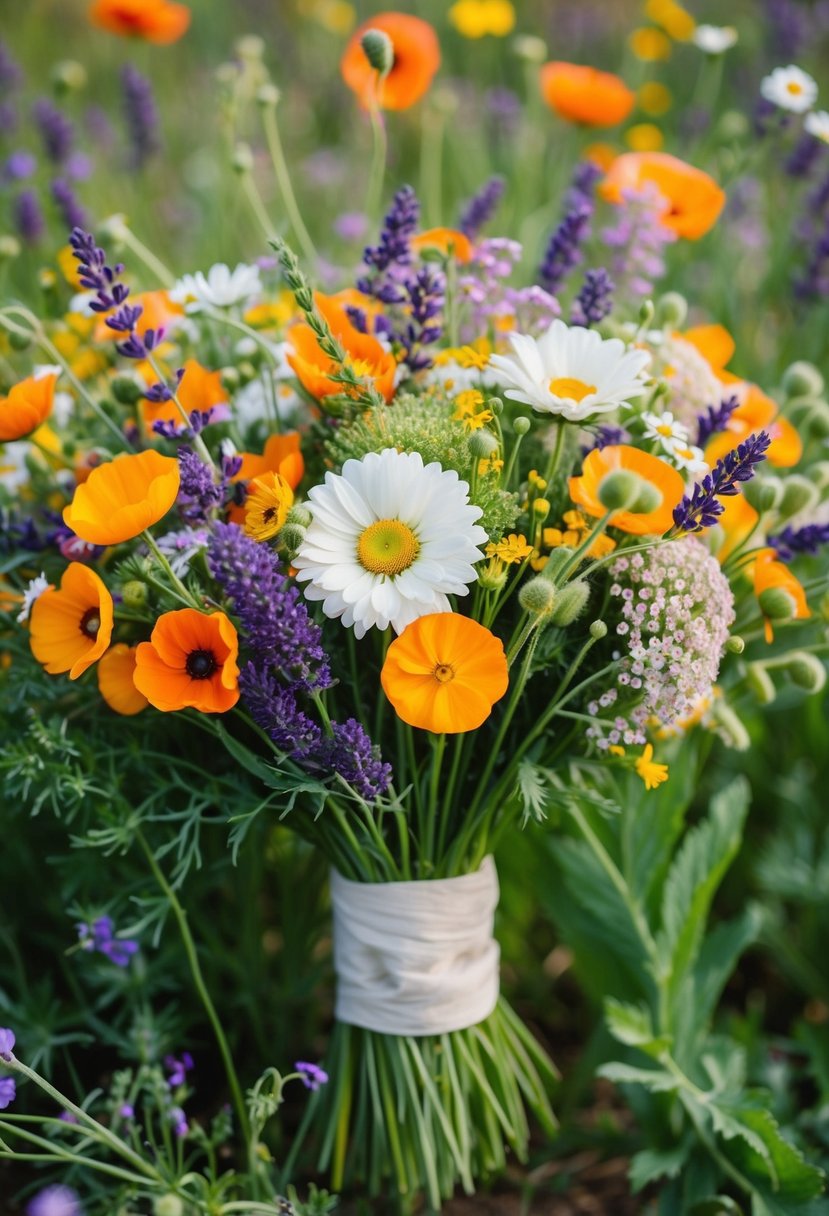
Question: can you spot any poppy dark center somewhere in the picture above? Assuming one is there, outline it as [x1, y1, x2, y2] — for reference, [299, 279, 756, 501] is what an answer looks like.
[186, 649, 217, 680]
[79, 608, 101, 639]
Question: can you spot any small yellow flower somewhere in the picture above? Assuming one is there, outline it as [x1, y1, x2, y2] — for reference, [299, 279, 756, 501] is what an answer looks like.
[437, 340, 493, 370]
[628, 27, 672, 61]
[486, 533, 535, 564]
[243, 471, 294, 543]
[244, 293, 297, 329]
[478, 454, 504, 477]
[645, 0, 695, 40]
[528, 469, 547, 492]
[638, 81, 673, 116]
[635, 743, 670, 790]
[449, 0, 516, 39]
[608, 744, 626, 756]
[625, 123, 664, 152]
[453, 389, 493, 430]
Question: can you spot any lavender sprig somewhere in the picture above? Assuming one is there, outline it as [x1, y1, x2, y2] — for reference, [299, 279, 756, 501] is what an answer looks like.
[121, 64, 161, 170]
[459, 176, 505, 240]
[401, 264, 445, 371]
[570, 267, 614, 326]
[770, 521, 829, 561]
[696, 394, 740, 447]
[357, 185, 419, 304]
[68, 225, 159, 360]
[51, 178, 87, 230]
[672, 431, 772, 533]
[13, 189, 44, 244]
[537, 161, 601, 294]
[32, 98, 73, 164]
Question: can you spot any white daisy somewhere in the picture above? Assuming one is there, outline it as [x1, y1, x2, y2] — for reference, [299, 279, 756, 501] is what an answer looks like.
[805, 110, 829, 144]
[293, 448, 487, 638]
[489, 319, 651, 421]
[760, 66, 818, 114]
[666, 439, 709, 475]
[641, 410, 690, 447]
[170, 263, 262, 312]
[692, 25, 738, 54]
[16, 573, 51, 624]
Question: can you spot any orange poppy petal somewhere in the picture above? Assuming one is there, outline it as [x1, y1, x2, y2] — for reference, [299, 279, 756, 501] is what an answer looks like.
[540, 62, 635, 127]
[63, 449, 180, 545]
[601, 152, 725, 239]
[97, 644, 149, 715]
[341, 12, 440, 111]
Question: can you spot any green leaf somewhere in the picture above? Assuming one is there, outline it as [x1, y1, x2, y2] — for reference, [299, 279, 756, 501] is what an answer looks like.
[657, 778, 750, 995]
[690, 1197, 745, 1215]
[604, 998, 671, 1057]
[710, 1101, 826, 1202]
[598, 1061, 681, 1093]
[710, 1104, 773, 1166]
[630, 1141, 692, 1192]
[515, 759, 550, 825]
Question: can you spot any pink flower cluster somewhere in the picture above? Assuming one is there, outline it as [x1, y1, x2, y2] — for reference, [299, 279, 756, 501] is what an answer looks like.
[600, 183, 677, 298]
[588, 538, 735, 747]
[459, 238, 560, 339]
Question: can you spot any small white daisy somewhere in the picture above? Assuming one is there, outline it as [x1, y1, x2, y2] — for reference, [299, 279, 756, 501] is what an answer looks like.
[489, 319, 651, 421]
[805, 110, 829, 144]
[293, 448, 487, 638]
[692, 25, 738, 54]
[641, 410, 690, 447]
[17, 573, 51, 623]
[170, 263, 262, 312]
[666, 440, 709, 475]
[760, 66, 818, 114]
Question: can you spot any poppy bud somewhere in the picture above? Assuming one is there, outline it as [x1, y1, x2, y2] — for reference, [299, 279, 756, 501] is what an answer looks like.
[758, 586, 797, 621]
[638, 299, 655, 327]
[287, 504, 312, 528]
[468, 429, 499, 459]
[153, 1197, 183, 1216]
[513, 34, 547, 62]
[597, 469, 640, 511]
[121, 580, 148, 609]
[589, 619, 608, 639]
[786, 651, 827, 693]
[256, 83, 280, 108]
[711, 702, 750, 750]
[777, 475, 819, 521]
[513, 416, 532, 436]
[0, 235, 21, 261]
[8, 330, 32, 351]
[549, 580, 590, 626]
[518, 577, 556, 617]
[725, 634, 745, 654]
[220, 366, 240, 391]
[276, 523, 306, 556]
[746, 663, 776, 704]
[489, 396, 504, 416]
[539, 548, 573, 583]
[361, 29, 395, 76]
[52, 60, 87, 95]
[742, 476, 782, 513]
[656, 291, 687, 329]
[236, 34, 265, 60]
[781, 360, 824, 400]
[232, 143, 254, 174]
[111, 376, 145, 405]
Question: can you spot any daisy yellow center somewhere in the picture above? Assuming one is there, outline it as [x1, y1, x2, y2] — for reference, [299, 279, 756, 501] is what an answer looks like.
[656, 423, 674, 436]
[433, 663, 455, 684]
[357, 519, 420, 576]
[787, 81, 803, 94]
[548, 377, 597, 402]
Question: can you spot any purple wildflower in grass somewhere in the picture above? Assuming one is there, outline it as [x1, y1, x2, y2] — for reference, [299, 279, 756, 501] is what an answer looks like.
[570, 267, 614, 326]
[208, 523, 331, 689]
[4, 150, 37, 181]
[588, 424, 630, 452]
[177, 448, 223, 523]
[484, 87, 521, 139]
[459, 176, 505, 240]
[764, 0, 808, 58]
[334, 211, 369, 241]
[77, 916, 139, 966]
[786, 131, 824, 179]
[169, 1106, 189, 1137]
[696, 394, 740, 447]
[68, 226, 155, 359]
[358, 185, 419, 304]
[0, 102, 18, 135]
[601, 183, 676, 297]
[0, 39, 23, 90]
[673, 431, 772, 533]
[401, 264, 445, 371]
[27, 1186, 82, 1216]
[795, 212, 829, 299]
[120, 64, 161, 170]
[0, 1077, 16, 1110]
[51, 178, 87, 231]
[0, 1028, 14, 1060]
[13, 189, 45, 244]
[312, 718, 393, 801]
[145, 366, 185, 404]
[119, 1103, 135, 1119]
[295, 1061, 329, 1091]
[345, 305, 369, 333]
[538, 161, 602, 293]
[85, 104, 116, 150]
[32, 98, 73, 164]
[164, 1052, 194, 1088]
[66, 151, 93, 182]
[58, 1111, 79, 1124]
[770, 521, 829, 560]
[240, 665, 323, 756]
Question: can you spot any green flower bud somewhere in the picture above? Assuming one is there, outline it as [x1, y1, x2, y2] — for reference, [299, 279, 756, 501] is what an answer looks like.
[287, 504, 312, 528]
[0, 235, 21, 261]
[276, 523, 306, 555]
[539, 548, 573, 582]
[518, 577, 556, 617]
[717, 109, 750, 140]
[99, 213, 129, 246]
[758, 586, 797, 621]
[361, 28, 394, 75]
[532, 497, 551, 519]
[236, 34, 266, 59]
[786, 651, 827, 693]
[238, 360, 257, 382]
[742, 476, 783, 513]
[220, 366, 240, 391]
[781, 360, 824, 399]
[725, 634, 745, 654]
[479, 561, 508, 591]
[589, 619, 608, 640]
[489, 396, 504, 416]
[153, 1197, 183, 1216]
[598, 469, 640, 511]
[232, 142, 254, 174]
[711, 702, 751, 750]
[121, 580, 148, 610]
[256, 83, 280, 108]
[8, 330, 32, 351]
[430, 87, 460, 116]
[805, 402, 829, 439]
[746, 663, 776, 705]
[512, 34, 547, 62]
[512, 416, 531, 436]
[52, 59, 87, 94]
[549, 580, 590, 626]
[778, 474, 819, 520]
[111, 376, 145, 406]
[656, 291, 688, 329]
[629, 481, 663, 514]
[468, 429, 499, 458]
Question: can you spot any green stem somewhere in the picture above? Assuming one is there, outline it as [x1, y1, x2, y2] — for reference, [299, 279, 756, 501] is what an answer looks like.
[542, 422, 567, 487]
[261, 102, 318, 266]
[143, 531, 202, 608]
[366, 91, 389, 227]
[240, 169, 277, 242]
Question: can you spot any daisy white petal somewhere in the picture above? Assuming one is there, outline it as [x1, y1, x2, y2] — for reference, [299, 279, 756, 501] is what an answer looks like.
[760, 65, 818, 114]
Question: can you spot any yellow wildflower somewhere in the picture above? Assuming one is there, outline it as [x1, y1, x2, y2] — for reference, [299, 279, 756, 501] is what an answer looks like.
[645, 0, 695, 40]
[625, 123, 664, 152]
[628, 27, 672, 61]
[244, 293, 297, 329]
[635, 743, 670, 790]
[486, 533, 535, 564]
[638, 81, 673, 116]
[243, 471, 294, 543]
[453, 389, 493, 430]
[449, 0, 516, 38]
[478, 454, 504, 477]
[528, 469, 547, 492]
[436, 339, 492, 370]
[542, 510, 617, 559]
[57, 245, 84, 289]
[608, 744, 626, 756]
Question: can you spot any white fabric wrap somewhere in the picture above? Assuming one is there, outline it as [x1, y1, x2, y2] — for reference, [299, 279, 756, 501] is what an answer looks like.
[330, 856, 500, 1036]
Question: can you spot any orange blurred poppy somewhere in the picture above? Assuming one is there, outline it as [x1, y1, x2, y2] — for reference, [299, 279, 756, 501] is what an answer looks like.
[29, 562, 114, 679]
[97, 643, 149, 715]
[0, 373, 57, 442]
[601, 152, 725, 239]
[287, 294, 397, 403]
[63, 449, 180, 545]
[341, 12, 440, 111]
[705, 384, 802, 470]
[411, 228, 474, 262]
[540, 62, 635, 127]
[713, 492, 760, 563]
[569, 445, 685, 536]
[89, 0, 190, 43]
[141, 359, 227, 433]
[752, 548, 810, 642]
[681, 324, 739, 382]
[94, 291, 183, 344]
[381, 612, 509, 733]
[584, 142, 618, 171]
[134, 609, 240, 713]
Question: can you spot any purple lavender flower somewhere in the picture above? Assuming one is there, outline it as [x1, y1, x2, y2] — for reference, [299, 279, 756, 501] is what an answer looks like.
[27, 1187, 81, 1216]
[240, 665, 323, 756]
[538, 162, 601, 293]
[208, 523, 331, 689]
[696, 394, 740, 448]
[0, 1028, 14, 1061]
[459, 176, 505, 240]
[66, 152, 94, 182]
[32, 98, 73, 164]
[51, 178, 87, 231]
[786, 132, 824, 179]
[770, 521, 829, 560]
[119, 1103, 135, 1119]
[795, 212, 829, 299]
[570, 267, 614, 326]
[85, 104, 116, 150]
[764, 0, 808, 58]
[164, 1052, 194, 1088]
[169, 1106, 189, 1137]
[589, 424, 630, 452]
[177, 448, 223, 522]
[3, 151, 36, 182]
[401, 264, 445, 371]
[334, 211, 369, 241]
[673, 431, 772, 533]
[295, 1061, 328, 1091]
[13, 189, 45, 244]
[77, 916, 139, 966]
[358, 185, 419, 304]
[121, 64, 161, 170]
[69, 227, 153, 359]
[484, 87, 521, 139]
[312, 718, 393, 802]
[0, 1077, 16, 1110]
[0, 39, 23, 91]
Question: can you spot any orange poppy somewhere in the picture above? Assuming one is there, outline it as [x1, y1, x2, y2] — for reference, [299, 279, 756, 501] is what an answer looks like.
[752, 548, 810, 642]
[540, 62, 635, 127]
[29, 563, 114, 679]
[680, 324, 740, 384]
[0, 373, 58, 442]
[713, 493, 760, 563]
[341, 12, 440, 111]
[569, 445, 685, 536]
[227, 432, 304, 526]
[381, 612, 509, 734]
[89, 0, 190, 43]
[601, 152, 725, 239]
[705, 384, 802, 470]
[94, 291, 183, 345]
[63, 449, 180, 546]
[584, 142, 619, 171]
[410, 228, 474, 262]
[287, 294, 397, 403]
[141, 359, 227, 433]
[134, 609, 240, 713]
[97, 644, 149, 715]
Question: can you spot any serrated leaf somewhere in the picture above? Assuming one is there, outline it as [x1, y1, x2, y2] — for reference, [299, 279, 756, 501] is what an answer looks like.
[515, 759, 550, 825]
[630, 1142, 692, 1192]
[674, 908, 764, 1059]
[598, 1061, 681, 1093]
[604, 998, 671, 1056]
[722, 1105, 826, 1203]
[710, 1104, 773, 1168]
